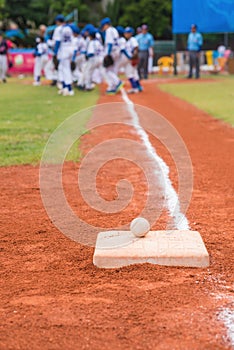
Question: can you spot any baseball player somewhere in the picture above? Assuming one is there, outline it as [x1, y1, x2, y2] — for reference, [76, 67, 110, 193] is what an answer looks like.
[70, 25, 86, 84]
[0, 31, 8, 83]
[53, 16, 75, 96]
[33, 36, 49, 86]
[122, 27, 142, 93]
[115, 26, 128, 74]
[100, 17, 123, 95]
[82, 28, 104, 91]
[76, 24, 94, 90]
[52, 15, 65, 91]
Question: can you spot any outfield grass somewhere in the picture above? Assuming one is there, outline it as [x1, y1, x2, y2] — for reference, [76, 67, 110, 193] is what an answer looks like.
[0, 79, 99, 166]
[159, 75, 234, 126]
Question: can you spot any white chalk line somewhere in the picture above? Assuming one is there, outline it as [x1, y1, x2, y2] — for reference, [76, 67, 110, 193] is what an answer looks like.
[120, 88, 189, 230]
[219, 307, 234, 346]
[121, 89, 234, 347]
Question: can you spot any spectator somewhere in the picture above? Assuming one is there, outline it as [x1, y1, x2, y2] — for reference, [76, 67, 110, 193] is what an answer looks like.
[187, 24, 203, 79]
[136, 24, 154, 79]
[0, 31, 8, 83]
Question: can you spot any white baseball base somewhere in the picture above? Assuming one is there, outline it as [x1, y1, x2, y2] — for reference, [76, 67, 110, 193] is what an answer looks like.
[93, 230, 209, 269]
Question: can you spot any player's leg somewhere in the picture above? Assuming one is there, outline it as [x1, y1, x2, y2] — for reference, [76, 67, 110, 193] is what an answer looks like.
[57, 59, 65, 92]
[125, 62, 139, 93]
[137, 51, 144, 80]
[41, 55, 49, 81]
[33, 57, 41, 85]
[62, 56, 74, 96]
[2, 55, 8, 82]
[0, 56, 3, 81]
[83, 58, 94, 90]
[195, 52, 200, 79]
[188, 52, 193, 78]
[77, 58, 87, 89]
[92, 57, 104, 86]
[133, 66, 143, 92]
[44, 58, 57, 86]
[142, 51, 149, 79]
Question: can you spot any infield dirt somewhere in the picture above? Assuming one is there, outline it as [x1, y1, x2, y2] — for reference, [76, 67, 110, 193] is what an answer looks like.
[1, 79, 233, 349]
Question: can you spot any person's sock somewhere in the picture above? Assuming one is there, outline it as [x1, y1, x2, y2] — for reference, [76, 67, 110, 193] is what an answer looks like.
[129, 78, 137, 88]
[135, 80, 141, 88]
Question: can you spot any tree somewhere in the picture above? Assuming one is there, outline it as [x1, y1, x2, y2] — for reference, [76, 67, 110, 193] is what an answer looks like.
[105, 0, 172, 38]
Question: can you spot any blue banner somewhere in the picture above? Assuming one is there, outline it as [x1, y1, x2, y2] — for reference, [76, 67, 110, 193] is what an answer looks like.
[173, 0, 234, 33]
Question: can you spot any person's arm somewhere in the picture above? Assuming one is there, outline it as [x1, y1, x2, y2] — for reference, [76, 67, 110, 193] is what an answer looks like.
[107, 43, 113, 55]
[54, 40, 61, 55]
[52, 27, 61, 56]
[149, 34, 154, 57]
[197, 33, 203, 51]
[121, 48, 131, 59]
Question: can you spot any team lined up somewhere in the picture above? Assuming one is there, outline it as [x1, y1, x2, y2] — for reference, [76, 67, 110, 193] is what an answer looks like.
[33, 16, 154, 96]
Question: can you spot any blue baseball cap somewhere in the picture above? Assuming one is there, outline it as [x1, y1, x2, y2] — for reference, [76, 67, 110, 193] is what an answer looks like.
[100, 17, 111, 28]
[116, 26, 125, 35]
[88, 28, 98, 37]
[124, 26, 134, 34]
[83, 23, 95, 32]
[55, 14, 65, 23]
[70, 24, 80, 34]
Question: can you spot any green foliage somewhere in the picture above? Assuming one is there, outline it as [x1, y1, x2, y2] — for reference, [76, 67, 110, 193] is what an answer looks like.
[106, 0, 172, 37]
[1, 0, 172, 37]
[1, 0, 100, 28]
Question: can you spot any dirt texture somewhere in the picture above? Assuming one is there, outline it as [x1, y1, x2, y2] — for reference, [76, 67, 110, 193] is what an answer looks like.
[1, 79, 234, 350]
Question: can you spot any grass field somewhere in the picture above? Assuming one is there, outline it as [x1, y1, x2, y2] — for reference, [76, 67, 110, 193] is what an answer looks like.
[159, 75, 234, 126]
[0, 79, 99, 166]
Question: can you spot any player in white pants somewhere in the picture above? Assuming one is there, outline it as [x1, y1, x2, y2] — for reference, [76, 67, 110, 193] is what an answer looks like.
[53, 16, 75, 96]
[71, 25, 86, 84]
[123, 27, 142, 93]
[52, 15, 66, 92]
[33, 37, 49, 86]
[115, 26, 129, 74]
[0, 32, 8, 83]
[82, 28, 104, 91]
[44, 38, 58, 85]
[100, 17, 123, 94]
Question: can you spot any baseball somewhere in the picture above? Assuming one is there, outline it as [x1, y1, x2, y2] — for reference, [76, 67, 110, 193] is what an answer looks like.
[130, 217, 150, 238]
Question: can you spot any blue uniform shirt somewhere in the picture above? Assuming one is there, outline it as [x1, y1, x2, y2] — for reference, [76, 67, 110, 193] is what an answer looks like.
[136, 33, 154, 51]
[187, 32, 203, 51]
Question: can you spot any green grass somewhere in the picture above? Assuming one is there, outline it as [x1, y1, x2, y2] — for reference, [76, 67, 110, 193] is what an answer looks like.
[159, 75, 234, 126]
[0, 79, 99, 166]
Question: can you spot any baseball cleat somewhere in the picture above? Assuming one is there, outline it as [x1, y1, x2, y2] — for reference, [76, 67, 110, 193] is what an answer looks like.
[127, 88, 139, 94]
[106, 89, 116, 95]
[57, 82, 63, 90]
[115, 81, 124, 93]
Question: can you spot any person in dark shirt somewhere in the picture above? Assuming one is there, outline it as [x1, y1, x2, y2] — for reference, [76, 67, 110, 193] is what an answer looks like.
[0, 31, 8, 83]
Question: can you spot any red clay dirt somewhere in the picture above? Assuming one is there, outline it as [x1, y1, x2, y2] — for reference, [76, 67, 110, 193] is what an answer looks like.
[1, 79, 234, 350]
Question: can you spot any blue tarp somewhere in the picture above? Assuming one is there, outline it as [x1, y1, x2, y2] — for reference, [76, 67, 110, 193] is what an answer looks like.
[5, 29, 25, 38]
[173, 0, 234, 33]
